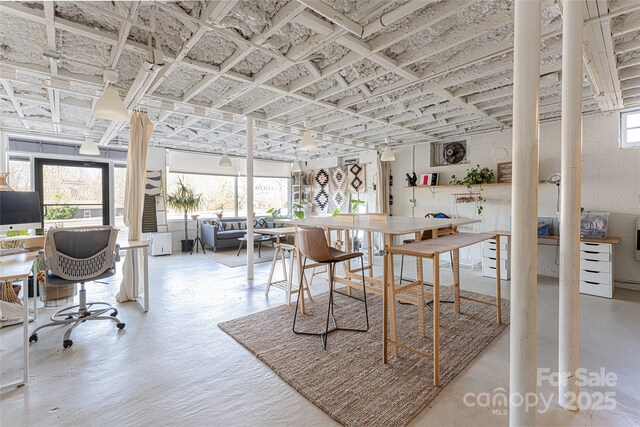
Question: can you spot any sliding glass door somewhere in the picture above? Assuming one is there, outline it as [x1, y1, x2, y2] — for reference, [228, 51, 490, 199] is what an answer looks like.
[35, 158, 110, 228]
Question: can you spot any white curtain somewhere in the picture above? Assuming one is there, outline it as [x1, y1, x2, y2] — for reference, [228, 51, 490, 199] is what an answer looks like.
[116, 112, 153, 302]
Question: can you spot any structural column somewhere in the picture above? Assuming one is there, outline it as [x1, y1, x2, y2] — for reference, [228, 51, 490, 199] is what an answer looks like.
[559, 0, 583, 410]
[246, 116, 255, 280]
[509, 1, 542, 425]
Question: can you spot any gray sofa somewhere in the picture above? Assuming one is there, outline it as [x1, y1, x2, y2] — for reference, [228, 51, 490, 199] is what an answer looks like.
[199, 217, 274, 252]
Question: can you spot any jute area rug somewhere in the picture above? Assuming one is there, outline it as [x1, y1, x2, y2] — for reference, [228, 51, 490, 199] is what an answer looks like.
[219, 288, 510, 426]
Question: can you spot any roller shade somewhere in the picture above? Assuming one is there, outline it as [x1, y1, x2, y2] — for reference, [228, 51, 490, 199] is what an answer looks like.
[168, 150, 291, 178]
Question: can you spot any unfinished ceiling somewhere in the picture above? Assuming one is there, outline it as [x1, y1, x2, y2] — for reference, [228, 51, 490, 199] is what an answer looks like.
[0, 0, 639, 160]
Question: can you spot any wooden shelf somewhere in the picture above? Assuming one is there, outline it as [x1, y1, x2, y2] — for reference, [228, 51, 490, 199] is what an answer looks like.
[403, 182, 511, 189]
[403, 180, 545, 189]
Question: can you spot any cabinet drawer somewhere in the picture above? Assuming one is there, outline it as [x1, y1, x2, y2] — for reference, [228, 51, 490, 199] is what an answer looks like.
[482, 264, 510, 279]
[579, 269, 612, 285]
[579, 242, 611, 253]
[580, 258, 611, 273]
[482, 239, 508, 250]
[482, 247, 509, 259]
[579, 250, 610, 262]
[482, 257, 509, 270]
[580, 280, 613, 299]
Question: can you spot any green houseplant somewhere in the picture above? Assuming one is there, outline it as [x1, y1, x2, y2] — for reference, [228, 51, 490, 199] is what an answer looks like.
[166, 177, 203, 252]
[450, 165, 495, 216]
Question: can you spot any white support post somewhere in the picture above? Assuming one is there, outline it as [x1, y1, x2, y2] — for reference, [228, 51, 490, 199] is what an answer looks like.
[509, 1, 541, 426]
[246, 116, 255, 280]
[559, 0, 583, 410]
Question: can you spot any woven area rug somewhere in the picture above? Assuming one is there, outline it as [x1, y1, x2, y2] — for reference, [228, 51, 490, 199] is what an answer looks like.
[219, 289, 509, 426]
[206, 245, 284, 268]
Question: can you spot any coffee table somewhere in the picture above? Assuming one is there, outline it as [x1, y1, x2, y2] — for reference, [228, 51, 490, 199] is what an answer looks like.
[236, 234, 273, 257]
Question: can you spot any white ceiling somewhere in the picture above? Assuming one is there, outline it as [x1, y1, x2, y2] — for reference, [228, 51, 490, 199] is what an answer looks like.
[0, 0, 639, 161]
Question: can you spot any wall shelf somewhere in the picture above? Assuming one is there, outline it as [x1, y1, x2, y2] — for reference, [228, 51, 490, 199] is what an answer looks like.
[403, 180, 546, 190]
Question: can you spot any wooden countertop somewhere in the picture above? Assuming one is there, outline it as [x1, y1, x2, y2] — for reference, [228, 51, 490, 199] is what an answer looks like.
[490, 230, 621, 245]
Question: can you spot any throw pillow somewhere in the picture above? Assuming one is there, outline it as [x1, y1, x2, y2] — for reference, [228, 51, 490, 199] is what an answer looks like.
[254, 218, 268, 229]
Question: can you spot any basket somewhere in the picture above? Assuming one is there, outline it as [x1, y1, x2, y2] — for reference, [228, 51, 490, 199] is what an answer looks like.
[38, 281, 77, 307]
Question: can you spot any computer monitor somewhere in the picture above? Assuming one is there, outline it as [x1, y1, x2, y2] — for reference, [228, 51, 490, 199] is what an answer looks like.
[0, 191, 42, 233]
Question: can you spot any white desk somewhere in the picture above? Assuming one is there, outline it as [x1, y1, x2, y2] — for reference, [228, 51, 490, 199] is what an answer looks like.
[0, 250, 39, 392]
[119, 240, 150, 312]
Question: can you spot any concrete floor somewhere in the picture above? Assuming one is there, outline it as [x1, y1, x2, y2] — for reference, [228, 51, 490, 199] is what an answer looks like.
[1, 250, 639, 426]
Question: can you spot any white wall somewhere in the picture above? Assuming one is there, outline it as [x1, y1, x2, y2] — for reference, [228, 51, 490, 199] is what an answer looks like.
[390, 111, 640, 284]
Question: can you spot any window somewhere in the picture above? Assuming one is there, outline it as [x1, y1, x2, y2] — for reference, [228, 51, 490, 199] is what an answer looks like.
[114, 165, 127, 230]
[238, 177, 290, 216]
[168, 172, 236, 218]
[621, 109, 640, 148]
[168, 172, 290, 218]
[8, 157, 31, 191]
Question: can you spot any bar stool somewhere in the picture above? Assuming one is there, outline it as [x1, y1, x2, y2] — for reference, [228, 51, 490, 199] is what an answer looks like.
[265, 242, 312, 305]
[293, 226, 370, 349]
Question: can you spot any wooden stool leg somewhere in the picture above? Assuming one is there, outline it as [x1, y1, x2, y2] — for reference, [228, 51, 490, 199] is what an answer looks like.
[495, 235, 502, 324]
[388, 250, 399, 358]
[433, 252, 441, 387]
[345, 229, 353, 296]
[417, 256, 426, 337]
[453, 248, 461, 314]
[287, 249, 295, 305]
[265, 245, 281, 296]
[367, 231, 374, 281]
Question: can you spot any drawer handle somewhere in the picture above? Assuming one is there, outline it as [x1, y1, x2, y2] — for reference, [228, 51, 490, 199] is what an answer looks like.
[583, 243, 597, 246]
[584, 270, 598, 273]
[584, 259, 599, 262]
[583, 251, 598, 254]
[584, 281, 599, 285]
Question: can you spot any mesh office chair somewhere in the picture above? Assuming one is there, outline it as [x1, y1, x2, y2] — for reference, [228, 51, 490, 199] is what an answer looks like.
[29, 226, 124, 349]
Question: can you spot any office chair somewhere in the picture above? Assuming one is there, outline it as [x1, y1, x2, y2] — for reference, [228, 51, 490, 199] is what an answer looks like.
[29, 226, 125, 349]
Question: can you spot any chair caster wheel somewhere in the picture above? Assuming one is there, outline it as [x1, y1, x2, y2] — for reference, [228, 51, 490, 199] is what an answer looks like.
[29, 334, 38, 343]
[63, 339, 73, 349]
[116, 323, 125, 329]
[110, 310, 118, 317]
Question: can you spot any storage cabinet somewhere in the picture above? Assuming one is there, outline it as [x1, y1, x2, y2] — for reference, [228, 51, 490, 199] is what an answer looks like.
[579, 242, 614, 298]
[482, 237, 510, 280]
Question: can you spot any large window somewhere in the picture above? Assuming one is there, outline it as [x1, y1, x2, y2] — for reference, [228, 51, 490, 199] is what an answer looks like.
[621, 109, 640, 149]
[168, 172, 289, 218]
[8, 157, 31, 191]
[238, 177, 290, 216]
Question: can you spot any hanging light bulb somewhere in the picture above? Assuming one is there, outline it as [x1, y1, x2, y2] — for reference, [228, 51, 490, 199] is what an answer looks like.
[380, 137, 395, 161]
[298, 120, 317, 151]
[94, 70, 129, 121]
[219, 145, 232, 167]
[79, 136, 100, 156]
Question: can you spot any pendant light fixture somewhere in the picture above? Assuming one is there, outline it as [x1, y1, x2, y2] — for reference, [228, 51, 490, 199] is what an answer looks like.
[291, 160, 302, 173]
[79, 136, 100, 156]
[219, 145, 232, 167]
[298, 120, 317, 151]
[380, 137, 395, 161]
[94, 70, 129, 121]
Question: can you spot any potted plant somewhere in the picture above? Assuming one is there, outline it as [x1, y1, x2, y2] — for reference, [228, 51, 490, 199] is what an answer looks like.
[450, 165, 495, 216]
[166, 177, 203, 252]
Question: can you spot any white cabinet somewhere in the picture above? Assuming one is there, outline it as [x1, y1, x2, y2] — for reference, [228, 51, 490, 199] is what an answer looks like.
[482, 237, 510, 280]
[579, 242, 614, 298]
[149, 233, 172, 256]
